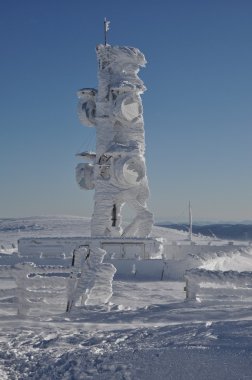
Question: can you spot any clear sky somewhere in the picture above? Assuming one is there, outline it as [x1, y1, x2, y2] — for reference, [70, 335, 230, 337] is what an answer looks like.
[1, 0, 252, 222]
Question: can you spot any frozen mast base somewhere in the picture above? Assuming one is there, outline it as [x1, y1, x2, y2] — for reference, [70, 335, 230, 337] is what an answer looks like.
[76, 44, 153, 238]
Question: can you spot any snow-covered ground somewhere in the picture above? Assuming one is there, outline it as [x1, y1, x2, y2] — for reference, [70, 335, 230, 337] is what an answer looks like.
[0, 216, 252, 379]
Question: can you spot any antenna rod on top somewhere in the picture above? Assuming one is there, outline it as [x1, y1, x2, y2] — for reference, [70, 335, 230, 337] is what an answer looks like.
[104, 17, 110, 46]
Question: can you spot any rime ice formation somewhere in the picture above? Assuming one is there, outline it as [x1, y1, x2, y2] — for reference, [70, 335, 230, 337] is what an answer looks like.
[76, 45, 153, 238]
[67, 243, 116, 310]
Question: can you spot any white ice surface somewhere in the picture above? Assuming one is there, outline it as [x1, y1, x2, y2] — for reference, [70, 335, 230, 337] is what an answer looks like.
[0, 216, 252, 379]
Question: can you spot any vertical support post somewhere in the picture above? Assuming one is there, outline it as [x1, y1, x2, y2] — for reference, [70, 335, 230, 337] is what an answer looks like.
[185, 278, 197, 300]
[112, 204, 117, 227]
[185, 279, 189, 299]
[189, 200, 192, 242]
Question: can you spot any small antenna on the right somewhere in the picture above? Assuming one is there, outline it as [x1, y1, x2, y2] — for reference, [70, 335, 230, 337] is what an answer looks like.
[104, 17, 110, 46]
[189, 200, 192, 242]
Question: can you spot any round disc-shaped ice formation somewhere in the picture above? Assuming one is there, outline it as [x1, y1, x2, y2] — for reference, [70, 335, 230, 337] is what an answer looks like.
[121, 97, 141, 121]
[114, 156, 145, 188]
[76, 163, 95, 190]
[123, 159, 139, 185]
[77, 88, 97, 127]
[78, 99, 96, 126]
[113, 93, 142, 122]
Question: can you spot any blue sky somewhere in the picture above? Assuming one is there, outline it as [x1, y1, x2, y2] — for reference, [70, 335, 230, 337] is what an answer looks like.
[1, 0, 252, 221]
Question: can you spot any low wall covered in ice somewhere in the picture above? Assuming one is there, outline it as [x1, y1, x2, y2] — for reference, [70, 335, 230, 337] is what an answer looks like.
[185, 268, 252, 302]
[17, 237, 250, 282]
[163, 241, 246, 260]
[18, 236, 162, 259]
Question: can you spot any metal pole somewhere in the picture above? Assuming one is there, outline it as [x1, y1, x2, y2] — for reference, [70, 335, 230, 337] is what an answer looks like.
[104, 17, 110, 46]
[189, 200, 192, 241]
[104, 18, 107, 46]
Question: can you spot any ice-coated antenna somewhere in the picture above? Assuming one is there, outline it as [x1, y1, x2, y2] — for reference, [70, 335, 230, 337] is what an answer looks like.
[104, 17, 110, 46]
[189, 200, 192, 241]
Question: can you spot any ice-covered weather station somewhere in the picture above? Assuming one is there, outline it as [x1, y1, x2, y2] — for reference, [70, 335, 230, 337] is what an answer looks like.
[69, 18, 163, 309]
[76, 20, 159, 241]
[0, 20, 164, 316]
[1, 20, 251, 317]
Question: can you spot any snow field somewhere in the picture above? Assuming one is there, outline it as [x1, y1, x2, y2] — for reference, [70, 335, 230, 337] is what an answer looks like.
[0, 217, 252, 379]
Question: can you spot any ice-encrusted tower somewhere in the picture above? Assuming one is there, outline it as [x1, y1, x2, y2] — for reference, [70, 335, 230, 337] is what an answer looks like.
[76, 42, 153, 238]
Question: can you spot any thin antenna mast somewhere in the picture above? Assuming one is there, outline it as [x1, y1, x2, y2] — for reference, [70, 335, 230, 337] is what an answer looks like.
[189, 200, 192, 241]
[104, 17, 110, 46]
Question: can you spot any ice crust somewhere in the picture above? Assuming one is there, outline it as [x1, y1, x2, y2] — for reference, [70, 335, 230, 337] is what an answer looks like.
[67, 242, 116, 310]
[76, 45, 153, 238]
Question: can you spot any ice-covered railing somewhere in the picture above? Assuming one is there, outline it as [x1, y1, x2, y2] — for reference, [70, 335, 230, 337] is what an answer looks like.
[0, 263, 71, 316]
[0, 243, 116, 316]
[0, 265, 17, 314]
[185, 268, 252, 301]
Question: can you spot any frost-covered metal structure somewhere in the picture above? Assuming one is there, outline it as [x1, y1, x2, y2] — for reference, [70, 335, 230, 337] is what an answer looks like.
[0, 40, 163, 317]
[76, 44, 153, 238]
